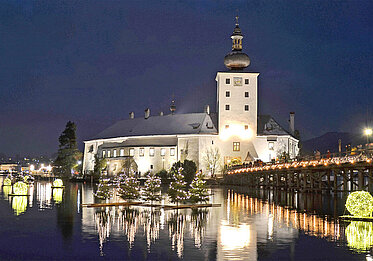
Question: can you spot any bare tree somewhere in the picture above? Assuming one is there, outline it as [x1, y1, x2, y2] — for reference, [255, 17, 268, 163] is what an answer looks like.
[203, 147, 222, 178]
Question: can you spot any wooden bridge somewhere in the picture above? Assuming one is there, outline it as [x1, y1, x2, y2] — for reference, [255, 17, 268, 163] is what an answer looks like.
[224, 154, 373, 192]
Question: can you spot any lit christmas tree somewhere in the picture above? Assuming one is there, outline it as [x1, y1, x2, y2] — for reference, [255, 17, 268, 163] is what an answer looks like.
[168, 167, 187, 205]
[142, 172, 162, 204]
[94, 177, 113, 199]
[117, 174, 140, 201]
[189, 170, 209, 203]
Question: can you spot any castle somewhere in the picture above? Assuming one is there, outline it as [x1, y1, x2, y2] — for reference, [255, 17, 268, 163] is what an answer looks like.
[82, 18, 299, 176]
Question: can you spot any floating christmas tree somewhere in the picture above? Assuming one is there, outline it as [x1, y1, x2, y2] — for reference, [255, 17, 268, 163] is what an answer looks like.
[94, 177, 112, 199]
[168, 167, 187, 205]
[189, 171, 209, 203]
[117, 174, 140, 201]
[142, 172, 162, 204]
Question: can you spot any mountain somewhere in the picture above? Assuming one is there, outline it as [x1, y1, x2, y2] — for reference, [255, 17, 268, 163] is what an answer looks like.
[302, 132, 366, 155]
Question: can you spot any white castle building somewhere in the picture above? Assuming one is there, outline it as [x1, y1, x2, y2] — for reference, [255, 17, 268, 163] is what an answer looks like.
[82, 19, 299, 176]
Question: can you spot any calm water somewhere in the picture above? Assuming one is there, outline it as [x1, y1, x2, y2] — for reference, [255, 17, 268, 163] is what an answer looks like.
[0, 176, 371, 260]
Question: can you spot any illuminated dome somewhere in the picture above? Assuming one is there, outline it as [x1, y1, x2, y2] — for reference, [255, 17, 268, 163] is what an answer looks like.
[224, 16, 251, 70]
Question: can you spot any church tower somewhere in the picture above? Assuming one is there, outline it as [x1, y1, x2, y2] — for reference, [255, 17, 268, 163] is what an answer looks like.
[216, 17, 259, 143]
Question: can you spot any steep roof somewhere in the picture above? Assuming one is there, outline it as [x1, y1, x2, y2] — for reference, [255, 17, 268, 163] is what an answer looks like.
[257, 115, 291, 136]
[90, 113, 218, 140]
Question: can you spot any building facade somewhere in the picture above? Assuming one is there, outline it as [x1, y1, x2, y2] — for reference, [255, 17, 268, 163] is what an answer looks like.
[82, 19, 299, 177]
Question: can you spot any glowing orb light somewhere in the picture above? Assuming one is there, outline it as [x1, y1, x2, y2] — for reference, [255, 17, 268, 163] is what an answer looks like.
[13, 182, 28, 195]
[346, 221, 373, 252]
[346, 191, 373, 217]
[3, 178, 12, 186]
[53, 179, 64, 187]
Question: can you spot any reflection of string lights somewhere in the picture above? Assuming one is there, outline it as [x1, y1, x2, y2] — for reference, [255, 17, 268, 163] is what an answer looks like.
[227, 190, 341, 241]
[228, 155, 373, 175]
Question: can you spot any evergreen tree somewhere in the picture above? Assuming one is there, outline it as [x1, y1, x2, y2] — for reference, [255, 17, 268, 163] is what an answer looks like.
[53, 121, 81, 178]
[93, 154, 107, 180]
[168, 167, 187, 205]
[94, 177, 112, 199]
[189, 171, 209, 203]
[117, 174, 140, 201]
[170, 160, 197, 185]
[143, 172, 162, 203]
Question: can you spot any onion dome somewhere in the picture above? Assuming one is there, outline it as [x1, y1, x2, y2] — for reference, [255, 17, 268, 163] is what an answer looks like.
[224, 16, 251, 70]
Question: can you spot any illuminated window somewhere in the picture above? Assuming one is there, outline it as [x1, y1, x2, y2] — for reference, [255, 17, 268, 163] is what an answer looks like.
[245, 125, 249, 130]
[113, 149, 117, 157]
[244, 105, 249, 111]
[107, 150, 111, 158]
[161, 148, 166, 156]
[269, 142, 274, 151]
[139, 148, 144, 156]
[226, 91, 230, 97]
[129, 148, 134, 156]
[170, 148, 175, 156]
[233, 142, 240, 151]
[120, 149, 124, 156]
[226, 78, 230, 84]
[102, 150, 106, 158]
[245, 79, 249, 84]
[225, 104, 230, 110]
[245, 91, 249, 98]
[225, 125, 229, 129]
[149, 148, 155, 157]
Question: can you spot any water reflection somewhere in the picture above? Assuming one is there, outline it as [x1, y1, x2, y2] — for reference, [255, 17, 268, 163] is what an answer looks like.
[345, 221, 373, 252]
[0, 176, 370, 260]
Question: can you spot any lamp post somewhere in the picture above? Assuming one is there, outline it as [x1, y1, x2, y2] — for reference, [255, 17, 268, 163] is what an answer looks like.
[364, 128, 372, 156]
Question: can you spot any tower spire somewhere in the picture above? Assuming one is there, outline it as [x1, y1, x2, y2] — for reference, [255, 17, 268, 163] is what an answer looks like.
[224, 16, 250, 70]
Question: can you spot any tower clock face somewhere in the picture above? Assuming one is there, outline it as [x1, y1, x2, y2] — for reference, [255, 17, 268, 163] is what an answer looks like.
[233, 77, 242, 86]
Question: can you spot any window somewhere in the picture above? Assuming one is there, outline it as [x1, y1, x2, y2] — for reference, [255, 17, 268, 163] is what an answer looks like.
[226, 78, 230, 84]
[233, 77, 242, 86]
[245, 79, 249, 84]
[102, 150, 106, 158]
[161, 148, 166, 156]
[269, 142, 274, 151]
[150, 165, 153, 170]
[88, 145, 93, 152]
[149, 148, 155, 157]
[245, 91, 249, 98]
[170, 148, 175, 156]
[244, 105, 249, 111]
[129, 148, 134, 156]
[225, 104, 230, 110]
[212, 140, 214, 145]
[225, 91, 230, 97]
[233, 142, 240, 151]
[225, 125, 229, 129]
[245, 125, 249, 130]
[107, 150, 111, 158]
[139, 148, 144, 156]
[120, 149, 124, 157]
[113, 149, 117, 157]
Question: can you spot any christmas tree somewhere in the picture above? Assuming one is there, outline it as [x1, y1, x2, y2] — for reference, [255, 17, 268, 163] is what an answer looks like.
[142, 172, 162, 204]
[168, 167, 187, 205]
[94, 177, 112, 199]
[117, 174, 140, 201]
[189, 170, 209, 203]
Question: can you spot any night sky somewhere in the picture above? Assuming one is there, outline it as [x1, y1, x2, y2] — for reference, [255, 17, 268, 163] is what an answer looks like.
[1, 1, 372, 157]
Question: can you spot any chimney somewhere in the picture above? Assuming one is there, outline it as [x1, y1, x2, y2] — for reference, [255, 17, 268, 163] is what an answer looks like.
[159, 111, 164, 116]
[170, 100, 176, 115]
[204, 105, 210, 115]
[289, 112, 295, 135]
[144, 108, 150, 119]
[129, 112, 134, 119]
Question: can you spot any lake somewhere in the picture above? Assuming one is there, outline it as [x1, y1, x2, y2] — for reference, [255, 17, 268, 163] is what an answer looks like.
[0, 176, 371, 260]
